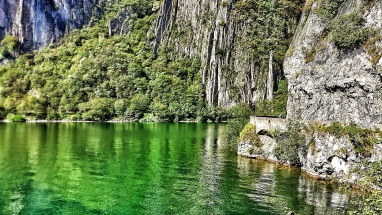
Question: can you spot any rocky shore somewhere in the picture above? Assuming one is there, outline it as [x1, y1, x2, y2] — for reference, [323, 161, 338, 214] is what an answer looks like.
[238, 117, 382, 189]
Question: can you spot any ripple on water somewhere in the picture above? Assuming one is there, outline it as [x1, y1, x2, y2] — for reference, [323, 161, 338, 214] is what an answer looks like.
[0, 123, 360, 214]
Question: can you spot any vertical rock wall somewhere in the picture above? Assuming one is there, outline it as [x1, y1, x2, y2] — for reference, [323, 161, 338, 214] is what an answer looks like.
[0, 0, 103, 52]
[152, 0, 302, 108]
[284, 0, 382, 124]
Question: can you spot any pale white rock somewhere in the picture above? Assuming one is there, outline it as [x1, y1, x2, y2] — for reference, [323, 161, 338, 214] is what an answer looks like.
[284, 1, 382, 124]
[152, 0, 301, 108]
[0, 0, 126, 52]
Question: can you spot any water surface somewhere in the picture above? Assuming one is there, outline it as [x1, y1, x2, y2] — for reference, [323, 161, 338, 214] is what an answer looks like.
[0, 123, 353, 214]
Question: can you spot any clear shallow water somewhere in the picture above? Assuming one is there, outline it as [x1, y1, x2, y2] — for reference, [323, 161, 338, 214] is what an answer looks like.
[0, 123, 353, 214]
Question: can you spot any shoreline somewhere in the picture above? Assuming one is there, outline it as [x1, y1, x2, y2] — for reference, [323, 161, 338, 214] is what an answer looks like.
[238, 154, 371, 191]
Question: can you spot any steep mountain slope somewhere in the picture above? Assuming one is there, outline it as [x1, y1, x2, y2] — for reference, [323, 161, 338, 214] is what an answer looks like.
[0, 0, 303, 121]
[152, 0, 303, 108]
[284, 0, 382, 124]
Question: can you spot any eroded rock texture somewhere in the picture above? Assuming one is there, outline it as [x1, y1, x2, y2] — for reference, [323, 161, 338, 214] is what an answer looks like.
[238, 129, 382, 186]
[0, 0, 103, 52]
[284, 0, 382, 124]
[152, 0, 302, 108]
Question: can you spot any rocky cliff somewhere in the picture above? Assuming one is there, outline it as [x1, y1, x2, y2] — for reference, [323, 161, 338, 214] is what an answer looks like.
[1, 0, 302, 109]
[239, 131, 382, 186]
[152, 0, 303, 108]
[0, 0, 103, 52]
[284, 0, 382, 124]
[238, 118, 382, 187]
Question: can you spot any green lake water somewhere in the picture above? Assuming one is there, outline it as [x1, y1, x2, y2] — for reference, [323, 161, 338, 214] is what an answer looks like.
[0, 123, 354, 214]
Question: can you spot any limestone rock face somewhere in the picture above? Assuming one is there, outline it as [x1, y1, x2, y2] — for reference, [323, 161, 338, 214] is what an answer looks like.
[237, 135, 278, 163]
[238, 117, 382, 185]
[108, 8, 131, 36]
[0, 0, 104, 52]
[302, 133, 369, 183]
[152, 0, 249, 108]
[284, 1, 382, 124]
[238, 131, 382, 185]
[152, 0, 301, 108]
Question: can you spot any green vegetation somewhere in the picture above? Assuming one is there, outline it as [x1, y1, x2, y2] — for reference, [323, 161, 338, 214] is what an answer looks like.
[330, 12, 369, 50]
[314, 121, 381, 155]
[273, 121, 306, 166]
[302, 0, 315, 13]
[0, 0, 302, 122]
[0, 35, 19, 59]
[231, 0, 304, 82]
[225, 103, 254, 145]
[349, 161, 382, 214]
[314, 0, 344, 20]
[0, 4, 223, 122]
[255, 79, 288, 117]
[6, 113, 26, 122]
[364, 31, 382, 66]
[238, 123, 262, 147]
[244, 120, 382, 166]
[304, 0, 374, 62]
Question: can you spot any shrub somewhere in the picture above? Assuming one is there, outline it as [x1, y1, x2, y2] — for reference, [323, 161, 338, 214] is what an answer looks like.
[225, 117, 249, 145]
[150, 99, 170, 121]
[7, 114, 26, 122]
[255, 79, 288, 117]
[0, 47, 6, 60]
[46, 107, 61, 120]
[345, 122, 377, 155]
[314, 0, 344, 20]
[350, 161, 382, 214]
[130, 94, 150, 113]
[330, 12, 369, 50]
[239, 123, 262, 147]
[227, 103, 253, 118]
[273, 121, 305, 166]
[124, 108, 142, 121]
[0, 106, 5, 119]
[319, 121, 345, 137]
[78, 98, 115, 120]
[0, 35, 19, 56]
[314, 121, 380, 156]
[114, 99, 127, 117]
[224, 103, 254, 144]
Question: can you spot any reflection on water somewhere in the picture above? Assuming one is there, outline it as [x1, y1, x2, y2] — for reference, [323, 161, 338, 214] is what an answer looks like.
[0, 123, 355, 214]
[298, 175, 350, 214]
[237, 157, 354, 215]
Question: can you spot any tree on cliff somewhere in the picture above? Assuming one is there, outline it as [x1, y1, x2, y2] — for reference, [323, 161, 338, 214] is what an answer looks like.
[0, 35, 19, 58]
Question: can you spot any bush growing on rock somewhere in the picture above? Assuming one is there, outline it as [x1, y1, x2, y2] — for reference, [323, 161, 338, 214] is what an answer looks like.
[314, 121, 381, 156]
[273, 121, 306, 166]
[330, 12, 369, 50]
[0, 35, 19, 57]
[239, 123, 262, 147]
[314, 0, 344, 20]
[349, 161, 382, 214]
